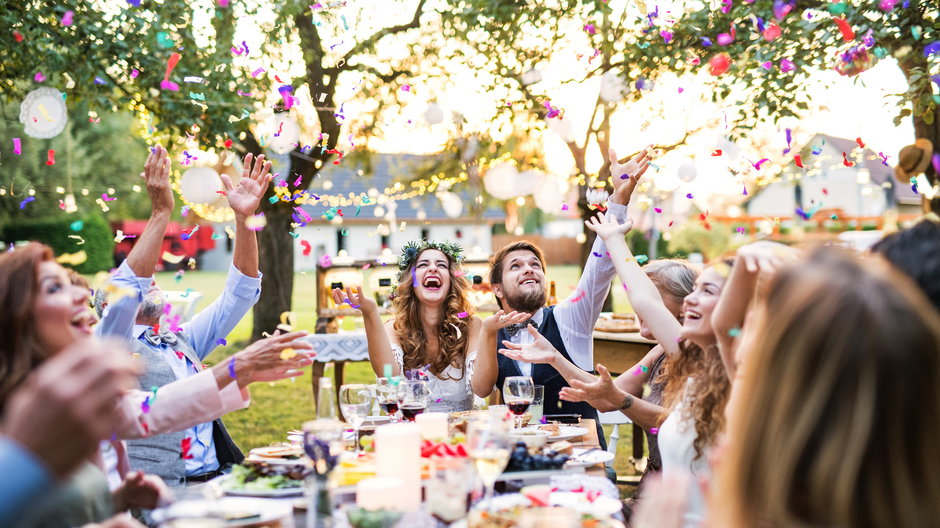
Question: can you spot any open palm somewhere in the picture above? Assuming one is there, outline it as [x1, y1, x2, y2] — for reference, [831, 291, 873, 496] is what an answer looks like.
[609, 146, 652, 202]
[498, 326, 559, 365]
[584, 212, 633, 241]
[223, 153, 272, 219]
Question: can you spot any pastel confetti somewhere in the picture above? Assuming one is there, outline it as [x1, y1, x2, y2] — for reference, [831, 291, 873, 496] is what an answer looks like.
[19, 196, 35, 209]
[228, 357, 237, 379]
[635, 254, 649, 264]
[319, 254, 332, 268]
[457, 311, 469, 318]
[180, 437, 194, 459]
[12, 138, 21, 155]
[729, 327, 742, 337]
[61, 11, 74, 26]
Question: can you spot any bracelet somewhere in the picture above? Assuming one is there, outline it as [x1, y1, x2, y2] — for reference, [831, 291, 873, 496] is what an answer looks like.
[618, 394, 634, 411]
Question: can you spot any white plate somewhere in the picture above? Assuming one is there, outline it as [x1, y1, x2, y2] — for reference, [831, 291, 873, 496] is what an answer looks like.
[479, 491, 621, 517]
[218, 475, 304, 498]
[565, 447, 615, 468]
[520, 425, 589, 442]
[152, 497, 293, 526]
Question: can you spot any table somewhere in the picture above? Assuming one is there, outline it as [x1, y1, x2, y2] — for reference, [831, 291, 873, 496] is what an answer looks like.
[592, 331, 656, 468]
[304, 333, 370, 419]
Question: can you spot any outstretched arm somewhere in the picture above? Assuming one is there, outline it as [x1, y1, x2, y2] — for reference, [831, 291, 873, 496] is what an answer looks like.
[713, 241, 797, 379]
[333, 287, 395, 376]
[585, 213, 683, 356]
[465, 317, 498, 398]
[560, 364, 667, 431]
[222, 153, 272, 279]
[497, 325, 596, 385]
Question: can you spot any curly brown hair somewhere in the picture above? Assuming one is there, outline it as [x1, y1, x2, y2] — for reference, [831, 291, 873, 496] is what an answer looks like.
[659, 340, 731, 463]
[393, 248, 474, 380]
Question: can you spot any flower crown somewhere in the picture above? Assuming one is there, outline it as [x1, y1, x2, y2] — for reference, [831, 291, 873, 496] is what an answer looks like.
[396, 240, 464, 281]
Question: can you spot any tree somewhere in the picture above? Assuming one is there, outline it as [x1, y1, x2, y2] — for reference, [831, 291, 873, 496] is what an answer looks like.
[629, 0, 939, 213]
[2, 0, 440, 339]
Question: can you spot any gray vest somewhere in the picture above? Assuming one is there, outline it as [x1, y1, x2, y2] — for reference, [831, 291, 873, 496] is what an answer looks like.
[125, 332, 244, 486]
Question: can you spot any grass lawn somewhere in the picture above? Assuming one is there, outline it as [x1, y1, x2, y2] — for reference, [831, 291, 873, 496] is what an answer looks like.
[144, 265, 642, 481]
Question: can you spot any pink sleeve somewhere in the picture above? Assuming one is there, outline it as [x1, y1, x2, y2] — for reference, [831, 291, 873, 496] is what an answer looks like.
[115, 370, 250, 439]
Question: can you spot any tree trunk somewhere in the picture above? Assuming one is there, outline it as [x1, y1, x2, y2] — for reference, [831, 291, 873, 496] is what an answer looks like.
[252, 200, 297, 339]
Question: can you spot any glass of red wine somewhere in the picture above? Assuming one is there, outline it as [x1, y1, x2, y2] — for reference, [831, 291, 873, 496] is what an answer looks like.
[375, 377, 401, 422]
[503, 376, 535, 429]
[399, 380, 430, 422]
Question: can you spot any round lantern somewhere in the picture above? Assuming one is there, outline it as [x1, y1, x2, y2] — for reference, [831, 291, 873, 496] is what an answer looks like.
[533, 174, 569, 214]
[438, 192, 464, 218]
[267, 113, 301, 155]
[678, 162, 697, 183]
[19, 87, 68, 139]
[521, 68, 543, 86]
[600, 71, 628, 102]
[179, 166, 223, 205]
[514, 170, 540, 197]
[483, 162, 520, 200]
[424, 103, 445, 124]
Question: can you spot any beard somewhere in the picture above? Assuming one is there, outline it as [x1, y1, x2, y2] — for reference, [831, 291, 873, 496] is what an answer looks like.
[503, 285, 547, 314]
[138, 291, 166, 324]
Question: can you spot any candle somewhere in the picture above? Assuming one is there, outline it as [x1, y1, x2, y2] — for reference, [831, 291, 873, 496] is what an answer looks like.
[375, 423, 421, 511]
[356, 477, 404, 510]
[415, 412, 448, 441]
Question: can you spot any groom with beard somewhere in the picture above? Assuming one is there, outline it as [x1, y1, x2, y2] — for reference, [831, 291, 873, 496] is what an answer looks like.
[483, 147, 652, 446]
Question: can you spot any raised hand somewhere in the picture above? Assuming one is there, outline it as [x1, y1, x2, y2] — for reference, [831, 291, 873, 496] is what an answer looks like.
[141, 145, 173, 214]
[584, 212, 634, 241]
[498, 325, 561, 366]
[482, 309, 531, 333]
[560, 363, 627, 412]
[609, 146, 652, 205]
[232, 330, 316, 385]
[222, 153, 273, 220]
[112, 471, 171, 511]
[332, 286, 378, 314]
[736, 240, 798, 274]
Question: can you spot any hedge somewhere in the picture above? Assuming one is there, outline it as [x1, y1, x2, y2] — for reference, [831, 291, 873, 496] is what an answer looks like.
[1, 214, 114, 273]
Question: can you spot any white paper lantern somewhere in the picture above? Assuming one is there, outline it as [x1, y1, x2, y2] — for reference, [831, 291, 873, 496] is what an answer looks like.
[267, 113, 301, 155]
[547, 116, 575, 143]
[19, 87, 68, 139]
[483, 162, 520, 200]
[533, 174, 569, 214]
[678, 162, 697, 183]
[521, 68, 543, 86]
[424, 103, 444, 125]
[599, 71, 628, 103]
[716, 137, 740, 160]
[179, 166, 223, 205]
[514, 170, 540, 197]
[438, 192, 464, 218]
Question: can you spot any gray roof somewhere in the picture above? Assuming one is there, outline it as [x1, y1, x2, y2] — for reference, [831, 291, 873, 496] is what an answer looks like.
[813, 134, 919, 205]
[300, 153, 505, 222]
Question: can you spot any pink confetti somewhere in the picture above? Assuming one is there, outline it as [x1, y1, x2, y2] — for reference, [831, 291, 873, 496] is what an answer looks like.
[561, 204, 569, 211]
[34, 72, 45, 82]
[141, 396, 151, 414]
[293, 174, 302, 187]
[401, 84, 411, 92]
[650, 428, 659, 434]
[13, 138, 21, 155]
[686, 193, 694, 199]
[457, 311, 469, 318]
[131, 69, 139, 78]
[319, 254, 333, 268]
[101, 193, 117, 201]
[251, 68, 265, 78]
[570, 289, 586, 303]
[61, 10, 74, 26]
[160, 52, 181, 91]
[583, 23, 596, 35]
[654, 207, 662, 213]
[780, 58, 795, 72]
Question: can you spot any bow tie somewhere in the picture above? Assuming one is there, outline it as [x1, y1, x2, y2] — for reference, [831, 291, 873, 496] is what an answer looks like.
[506, 319, 538, 337]
[143, 328, 179, 347]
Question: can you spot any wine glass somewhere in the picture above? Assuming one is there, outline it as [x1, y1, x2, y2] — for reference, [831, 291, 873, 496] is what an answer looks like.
[467, 417, 511, 510]
[375, 377, 401, 422]
[340, 384, 373, 455]
[302, 419, 344, 526]
[503, 376, 535, 429]
[399, 380, 429, 422]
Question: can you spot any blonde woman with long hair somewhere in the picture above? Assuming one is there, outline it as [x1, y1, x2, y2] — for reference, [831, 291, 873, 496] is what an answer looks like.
[711, 247, 940, 528]
[334, 241, 498, 411]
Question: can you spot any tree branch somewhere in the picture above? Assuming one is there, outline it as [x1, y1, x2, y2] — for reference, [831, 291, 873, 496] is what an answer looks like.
[340, 0, 427, 63]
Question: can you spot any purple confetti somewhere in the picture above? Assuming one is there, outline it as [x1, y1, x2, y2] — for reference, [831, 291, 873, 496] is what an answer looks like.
[700, 37, 712, 46]
[228, 358, 237, 378]
[19, 196, 35, 209]
[783, 128, 792, 154]
[932, 153, 940, 175]
[592, 251, 603, 257]
[127, 0, 141, 5]
[216, 338, 227, 346]
[686, 193, 694, 199]
[924, 41, 940, 57]
[12, 138, 21, 155]
[141, 396, 151, 414]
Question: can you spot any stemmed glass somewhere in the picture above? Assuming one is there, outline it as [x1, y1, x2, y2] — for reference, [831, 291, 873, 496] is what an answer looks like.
[399, 380, 430, 422]
[503, 376, 535, 429]
[375, 377, 402, 422]
[339, 384, 373, 455]
[467, 417, 511, 510]
[303, 419, 344, 527]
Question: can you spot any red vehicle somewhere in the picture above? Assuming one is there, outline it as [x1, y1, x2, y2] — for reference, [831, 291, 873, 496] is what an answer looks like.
[112, 220, 216, 271]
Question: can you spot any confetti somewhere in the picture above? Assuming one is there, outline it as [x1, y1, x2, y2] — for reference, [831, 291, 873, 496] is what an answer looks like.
[457, 311, 469, 318]
[68, 235, 85, 245]
[319, 254, 332, 268]
[56, 250, 87, 266]
[61, 10, 74, 26]
[832, 17, 854, 42]
[686, 193, 694, 199]
[141, 395, 151, 414]
[217, 338, 228, 347]
[728, 327, 742, 337]
[251, 68, 265, 78]
[794, 155, 803, 168]
[12, 138, 21, 155]
[34, 72, 45, 83]
[160, 53, 181, 91]
[711, 149, 722, 156]
[301, 240, 312, 256]
[162, 251, 185, 264]
[180, 437, 194, 459]
[842, 152, 854, 167]
[635, 254, 649, 264]
[46, 149, 55, 165]
[654, 207, 662, 213]
[708, 53, 731, 76]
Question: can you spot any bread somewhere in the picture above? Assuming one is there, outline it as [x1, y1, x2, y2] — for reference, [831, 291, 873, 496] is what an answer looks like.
[548, 441, 573, 455]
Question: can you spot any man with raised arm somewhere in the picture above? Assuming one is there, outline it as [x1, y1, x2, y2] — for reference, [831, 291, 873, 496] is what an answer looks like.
[482, 148, 652, 443]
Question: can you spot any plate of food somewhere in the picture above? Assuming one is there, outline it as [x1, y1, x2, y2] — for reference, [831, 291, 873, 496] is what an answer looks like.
[220, 460, 307, 497]
[153, 497, 294, 527]
[564, 447, 615, 468]
[522, 424, 588, 442]
[471, 486, 623, 523]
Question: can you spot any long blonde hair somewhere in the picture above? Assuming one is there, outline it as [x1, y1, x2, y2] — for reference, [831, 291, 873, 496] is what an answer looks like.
[393, 249, 474, 379]
[714, 247, 940, 527]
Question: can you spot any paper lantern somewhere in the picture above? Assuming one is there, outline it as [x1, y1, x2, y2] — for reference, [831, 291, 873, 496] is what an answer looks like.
[483, 162, 520, 200]
[678, 163, 697, 182]
[547, 116, 574, 143]
[179, 166, 223, 205]
[424, 103, 444, 124]
[438, 192, 464, 218]
[267, 113, 301, 155]
[19, 87, 68, 139]
[599, 71, 628, 103]
[533, 174, 569, 214]
[521, 68, 543, 86]
[514, 170, 540, 197]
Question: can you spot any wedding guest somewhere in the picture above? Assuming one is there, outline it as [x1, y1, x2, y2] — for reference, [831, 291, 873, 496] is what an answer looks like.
[103, 151, 280, 484]
[335, 241, 494, 411]
[0, 340, 139, 526]
[483, 148, 652, 442]
[713, 248, 940, 527]
[871, 216, 940, 311]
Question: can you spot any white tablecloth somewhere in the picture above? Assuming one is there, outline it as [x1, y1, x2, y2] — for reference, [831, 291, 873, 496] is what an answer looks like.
[303, 333, 369, 362]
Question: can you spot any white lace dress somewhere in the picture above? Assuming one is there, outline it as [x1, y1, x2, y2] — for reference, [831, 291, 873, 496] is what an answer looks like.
[391, 344, 476, 413]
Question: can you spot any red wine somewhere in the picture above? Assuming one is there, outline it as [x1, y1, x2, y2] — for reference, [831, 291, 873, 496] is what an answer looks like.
[507, 400, 532, 415]
[379, 401, 399, 415]
[400, 404, 426, 421]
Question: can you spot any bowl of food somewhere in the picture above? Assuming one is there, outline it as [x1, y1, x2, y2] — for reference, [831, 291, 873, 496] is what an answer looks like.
[509, 429, 551, 450]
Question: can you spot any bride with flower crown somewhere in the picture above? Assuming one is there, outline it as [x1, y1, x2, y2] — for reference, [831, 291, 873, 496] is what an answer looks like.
[333, 240, 528, 412]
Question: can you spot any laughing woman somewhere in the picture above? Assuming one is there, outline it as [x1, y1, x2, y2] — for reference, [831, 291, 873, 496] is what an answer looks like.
[334, 241, 495, 412]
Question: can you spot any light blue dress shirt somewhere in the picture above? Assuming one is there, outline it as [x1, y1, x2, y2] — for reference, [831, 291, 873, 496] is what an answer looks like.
[130, 263, 261, 476]
[0, 437, 52, 524]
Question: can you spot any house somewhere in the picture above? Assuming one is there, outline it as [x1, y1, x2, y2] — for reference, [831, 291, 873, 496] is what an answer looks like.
[201, 153, 505, 271]
[744, 134, 921, 219]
